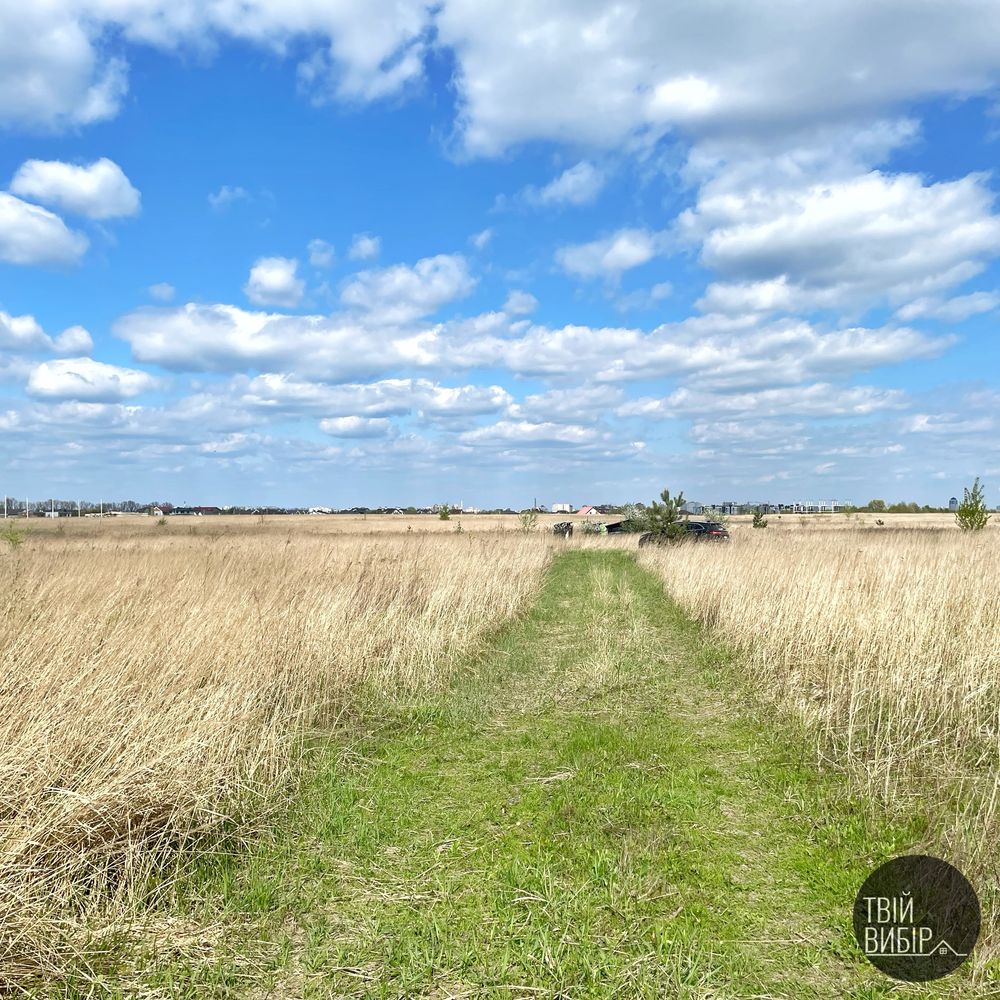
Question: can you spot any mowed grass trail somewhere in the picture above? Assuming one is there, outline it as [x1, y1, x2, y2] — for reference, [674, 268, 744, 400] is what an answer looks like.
[107, 550, 983, 999]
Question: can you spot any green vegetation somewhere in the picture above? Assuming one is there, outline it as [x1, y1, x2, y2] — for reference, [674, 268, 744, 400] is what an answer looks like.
[956, 477, 991, 532]
[643, 486, 687, 540]
[66, 550, 983, 998]
[0, 522, 29, 548]
[517, 509, 539, 532]
[438, 503, 451, 521]
[617, 502, 649, 533]
[752, 507, 768, 529]
[864, 499, 958, 514]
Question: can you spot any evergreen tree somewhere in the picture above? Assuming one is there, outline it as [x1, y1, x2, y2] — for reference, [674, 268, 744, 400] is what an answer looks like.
[646, 487, 687, 540]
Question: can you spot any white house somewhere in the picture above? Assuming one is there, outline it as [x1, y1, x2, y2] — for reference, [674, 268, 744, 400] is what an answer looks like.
[552, 502, 573, 513]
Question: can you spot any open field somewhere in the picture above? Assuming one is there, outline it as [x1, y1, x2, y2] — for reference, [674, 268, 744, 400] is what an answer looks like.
[1, 513, 997, 994]
[7, 508, 977, 546]
[639, 519, 1000, 966]
[0, 524, 554, 988]
[85, 548, 975, 999]
[723, 511, 981, 531]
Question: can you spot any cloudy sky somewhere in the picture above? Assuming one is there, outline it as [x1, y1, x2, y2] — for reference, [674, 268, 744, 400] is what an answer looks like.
[2, 1, 999, 508]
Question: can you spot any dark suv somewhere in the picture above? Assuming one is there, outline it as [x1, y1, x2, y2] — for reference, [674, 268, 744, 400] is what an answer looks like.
[638, 521, 730, 547]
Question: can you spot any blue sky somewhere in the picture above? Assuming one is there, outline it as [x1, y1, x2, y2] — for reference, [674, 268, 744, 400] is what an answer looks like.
[2, 2, 1000, 508]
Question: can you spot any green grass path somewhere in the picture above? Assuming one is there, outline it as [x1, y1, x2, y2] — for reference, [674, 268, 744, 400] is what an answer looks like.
[139, 550, 982, 999]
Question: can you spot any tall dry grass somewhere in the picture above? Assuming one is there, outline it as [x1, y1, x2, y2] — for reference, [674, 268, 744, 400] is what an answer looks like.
[639, 522, 1000, 955]
[0, 524, 552, 986]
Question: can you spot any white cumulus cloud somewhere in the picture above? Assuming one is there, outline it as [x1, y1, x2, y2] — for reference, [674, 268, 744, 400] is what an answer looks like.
[435, 1, 1000, 155]
[0, 3, 126, 129]
[114, 303, 433, 378]
[503, 290, 538, 315]
[896, 290, 1000, 322]
[0, 311, 51, 352]
[0, 311, 92, 354]
[523, 161, 606, 207]
[208, 185, 250, 211]
[348, 233, 381, 260]
[9, 1, 1000, 162]
[0, 193, 88, 266]
[684, 171, 1000, 314]
[10, 157, 140, 219]
[242, 374, 511, 418]
[319, 415, 391, 437]
[619, 383, 909, 420]
[244, 256, 305, 308]
[556, 228, 662, 280]
[53, 325, 94, 353]
[460, 419, 601, 447]
[470, 227, 493, 250]
[341, 253, 475, 323]
[26, 357, 155, 401]
[308, 238, 335, 268]
[0, 1, 428, 130]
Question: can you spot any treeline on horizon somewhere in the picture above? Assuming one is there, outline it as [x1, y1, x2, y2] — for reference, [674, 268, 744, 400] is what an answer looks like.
[0, 497, 961, 516]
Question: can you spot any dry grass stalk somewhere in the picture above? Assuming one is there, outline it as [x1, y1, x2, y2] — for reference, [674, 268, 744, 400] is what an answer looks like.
[639, 522, 1000, 960]
[0, 526, 553, 986]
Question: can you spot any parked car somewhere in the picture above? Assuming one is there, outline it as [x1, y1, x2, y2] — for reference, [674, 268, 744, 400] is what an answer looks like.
[686, 520, 729, 540]
[638, 521, 730, 546]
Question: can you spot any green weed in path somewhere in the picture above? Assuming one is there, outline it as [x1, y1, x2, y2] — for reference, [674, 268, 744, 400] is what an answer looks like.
[74, 551, 989, 998]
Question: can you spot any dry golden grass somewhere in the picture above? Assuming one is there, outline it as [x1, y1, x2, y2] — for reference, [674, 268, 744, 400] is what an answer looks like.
[0, 521, 554, 987]
[16, 510, 580, 539]
[6, 510, 998, 981]
[639, 516, 1000, 958]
